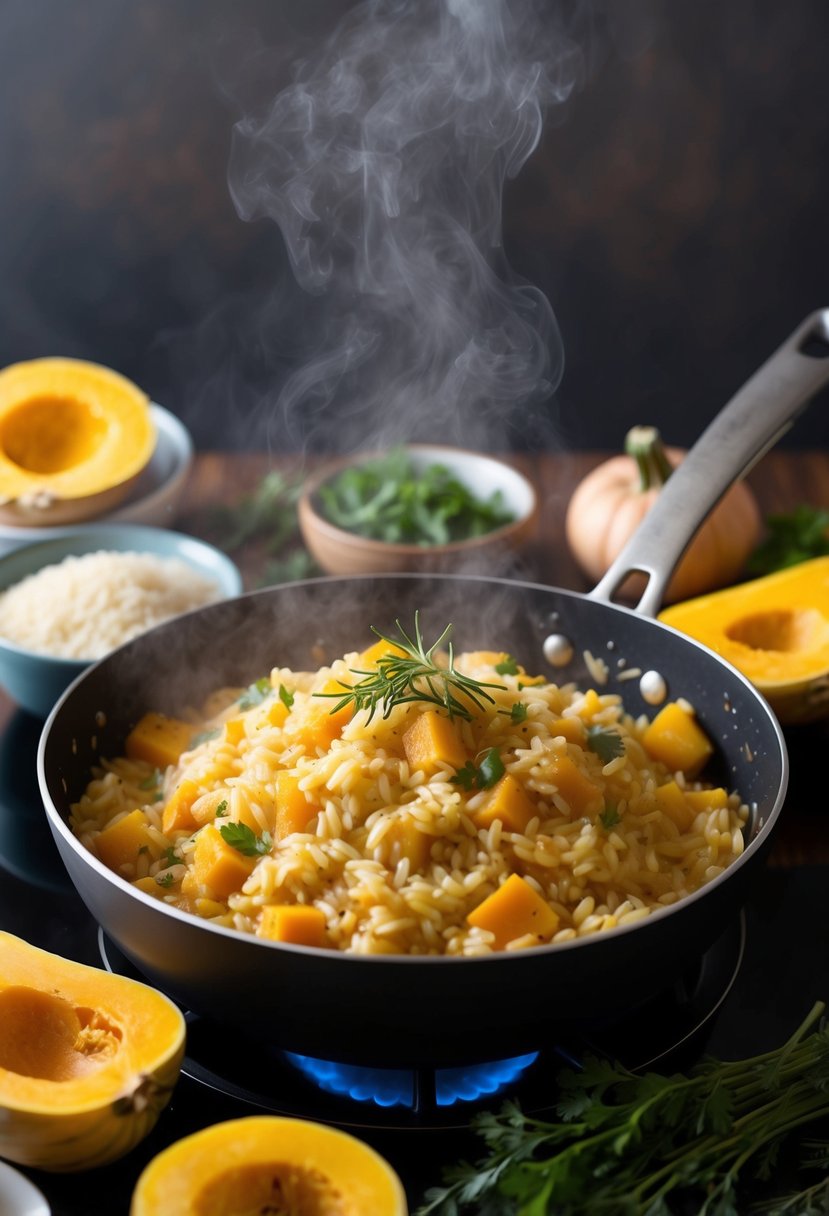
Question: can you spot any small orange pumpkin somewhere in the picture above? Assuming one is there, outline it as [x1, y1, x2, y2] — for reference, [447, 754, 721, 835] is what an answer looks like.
[565, 425, 761, 604]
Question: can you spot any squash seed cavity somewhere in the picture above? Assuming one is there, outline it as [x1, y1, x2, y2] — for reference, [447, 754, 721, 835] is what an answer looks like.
[194, 1163, 348, 1216]
[0, 986, 122, 1081]
[725, 608, 829, 654]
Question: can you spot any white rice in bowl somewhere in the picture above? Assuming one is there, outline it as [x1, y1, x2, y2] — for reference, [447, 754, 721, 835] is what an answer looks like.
[0, 550, 221, 659]
[70, 634, 749, 956]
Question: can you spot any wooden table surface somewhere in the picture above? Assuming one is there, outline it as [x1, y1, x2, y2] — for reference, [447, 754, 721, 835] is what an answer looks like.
[12, 447, 829, 866]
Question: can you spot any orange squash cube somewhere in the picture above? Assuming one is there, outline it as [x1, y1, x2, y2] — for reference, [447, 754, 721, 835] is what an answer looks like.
[192, 824, 257, 899]
[383, 817, 433, 872]
[474, 774, 537, 833]
[275, 770, 319, 838]
[642, 702, 714, 777]
[131, 876, 164, 899]
[684, 786, 729, 812]
[223, 717, 247, 745]
[95, 810, 162, 872]
[402, 709, 466, 772]
[266, 698, 290, 728]
[257, 904, 327, 947]
[467, 873, 559, 948]
[357, 638, 408, 668]
[161, 779, 201, 834]
[654, 780, 695, 831]
[125, 713, 194, 769]
[549, 717, 585, 744]
[549, 755, 603, 816]
[291, 679, 354, 752]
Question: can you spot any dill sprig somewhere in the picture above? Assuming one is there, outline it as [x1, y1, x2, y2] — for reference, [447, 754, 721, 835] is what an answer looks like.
[319, 613, 504, 724]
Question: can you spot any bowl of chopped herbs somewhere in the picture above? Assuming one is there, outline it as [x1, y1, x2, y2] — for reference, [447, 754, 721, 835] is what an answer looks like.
[298, 444, 538, 575]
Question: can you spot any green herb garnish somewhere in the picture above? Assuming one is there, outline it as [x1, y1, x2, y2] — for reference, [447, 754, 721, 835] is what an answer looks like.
[510, 702, 528, 724]
[495, 655, 520, 676]
[316, 446, 515, 545]
[215, 799, 229, 818]
[278, 684, 295, 711]
[452, 748, 505, 791]
[600, 804, 621, 830]
[219, 822, 273, 857]
[418, 1001, 829, 1216]
[239, 677, 272, 711]
[211, 469, 305, 553]
[163, 847, 179, 868]
[748, 505, 829, 576]
[155, 871, 176, 888]
[586, 724, 624, 764]
[321, 613, 503, 723]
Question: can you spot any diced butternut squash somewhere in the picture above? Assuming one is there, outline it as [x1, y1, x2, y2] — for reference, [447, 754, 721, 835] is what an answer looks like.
[474, 774, 537, 833]
[94, 810, 162, 872]
[685, 786, 729, 812]
[274, 770, 319, 838]
[383, 817, 433, 872]
[654, 780, 695, 831]
[224, 716, 247, 745]
[266, 698, 290, 728]
[573, 689, 603, 719]
[125, 713, 194, 769]
[161, 779, 201, 834]
[358, 638, 408, 668]
[257, 904, 327, 947]
[402, 709, 466, 772]
[291, 679, 354, 752]
[549, 755, 603, 816]
[642, 702, 713, 777]
[192, 824, 257, 899]
[467, 873, 559, 948]
[131, 876, 164, 899]
[549, 716, 585, 744]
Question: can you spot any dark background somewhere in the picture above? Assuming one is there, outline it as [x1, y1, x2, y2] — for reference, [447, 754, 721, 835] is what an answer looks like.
[1, 0, 828, 453]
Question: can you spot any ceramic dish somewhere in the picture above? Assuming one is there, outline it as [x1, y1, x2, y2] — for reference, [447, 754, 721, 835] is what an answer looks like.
[0, 523, 243, 718]
[0, 1161, 50, 1216]
[0, 404, 192, 555]
[298, 444, 538, 576]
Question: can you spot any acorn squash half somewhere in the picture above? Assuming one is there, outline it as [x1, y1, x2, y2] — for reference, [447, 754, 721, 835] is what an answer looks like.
[0, 931, 185, 1172]
[130, 1115, 409, 1215]
[0, 357, 156, 524]
[659, 556, 829, 724]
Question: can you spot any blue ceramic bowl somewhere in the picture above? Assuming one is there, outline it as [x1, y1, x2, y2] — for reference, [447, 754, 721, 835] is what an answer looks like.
[0, 524, 242, 718]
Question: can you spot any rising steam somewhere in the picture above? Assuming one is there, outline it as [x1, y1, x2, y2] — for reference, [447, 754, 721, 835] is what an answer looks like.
[228, 0, 581, 452]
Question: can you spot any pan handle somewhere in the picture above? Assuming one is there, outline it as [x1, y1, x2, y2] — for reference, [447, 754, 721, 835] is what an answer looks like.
[588, 309, 829, 618]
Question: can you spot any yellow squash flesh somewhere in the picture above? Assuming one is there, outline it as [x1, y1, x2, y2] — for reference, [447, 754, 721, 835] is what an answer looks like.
[0, 357, 155, 524]
[0, 931, 185, 1172]
[130, 1115, 408, 1216]
[659, 557, 829, 723]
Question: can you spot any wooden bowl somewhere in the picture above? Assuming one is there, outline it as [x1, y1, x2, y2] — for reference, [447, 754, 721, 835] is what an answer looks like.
[298, 445, 538, 576]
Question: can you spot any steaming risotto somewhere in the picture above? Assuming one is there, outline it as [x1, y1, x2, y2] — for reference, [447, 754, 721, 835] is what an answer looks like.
[70, 629, 748, 955]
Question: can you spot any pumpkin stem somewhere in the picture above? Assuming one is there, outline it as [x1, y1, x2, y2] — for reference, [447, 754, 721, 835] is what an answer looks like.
[625, 425, 673, 491]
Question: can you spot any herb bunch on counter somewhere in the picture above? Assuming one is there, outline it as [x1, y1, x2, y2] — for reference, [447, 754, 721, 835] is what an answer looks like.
[418, 1002, 829, 1216]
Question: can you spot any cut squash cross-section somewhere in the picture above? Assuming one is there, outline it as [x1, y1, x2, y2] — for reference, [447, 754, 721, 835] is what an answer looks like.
[0, 357, 156, 524]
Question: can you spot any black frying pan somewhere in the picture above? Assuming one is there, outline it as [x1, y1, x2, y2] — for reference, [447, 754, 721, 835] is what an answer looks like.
[38, 311, 829, 1067]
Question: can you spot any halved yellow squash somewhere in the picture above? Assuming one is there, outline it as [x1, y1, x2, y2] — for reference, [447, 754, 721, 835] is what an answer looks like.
[130, 1116, 408, 1215]
[0, 357, 155, 524]
[0, 931, 185, 1172]
[659, 557, 829, 724]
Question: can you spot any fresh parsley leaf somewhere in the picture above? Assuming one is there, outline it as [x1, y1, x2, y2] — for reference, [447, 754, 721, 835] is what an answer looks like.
[163, 847, 179, 868]
[599, 804, 621, 830]
[215, 799, 229, 818]
[239, 677, 272, 711]
[495, 655, 519, 675]
[477, 748, 505, 789]
[156, 871, 176, 888]
[451, 762, 479, 790]
[219, 821, 273, 857]
[586, 724, 624, 763]
[510, 702, 528, 724]
[278, 684, 295, 710]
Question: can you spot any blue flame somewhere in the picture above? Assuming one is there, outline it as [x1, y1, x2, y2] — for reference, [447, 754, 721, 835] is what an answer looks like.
[284, 1051, 539, 1108]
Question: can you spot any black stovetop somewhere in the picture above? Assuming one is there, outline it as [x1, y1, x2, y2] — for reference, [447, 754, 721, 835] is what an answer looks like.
[3, 709, 829, 1215]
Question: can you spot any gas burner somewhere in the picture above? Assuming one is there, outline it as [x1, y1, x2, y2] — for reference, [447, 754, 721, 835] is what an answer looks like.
[99, 915, 744, 1133]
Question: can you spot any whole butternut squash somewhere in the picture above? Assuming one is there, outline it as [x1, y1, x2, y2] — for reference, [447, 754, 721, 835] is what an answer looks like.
[565, 426, 761, 603]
